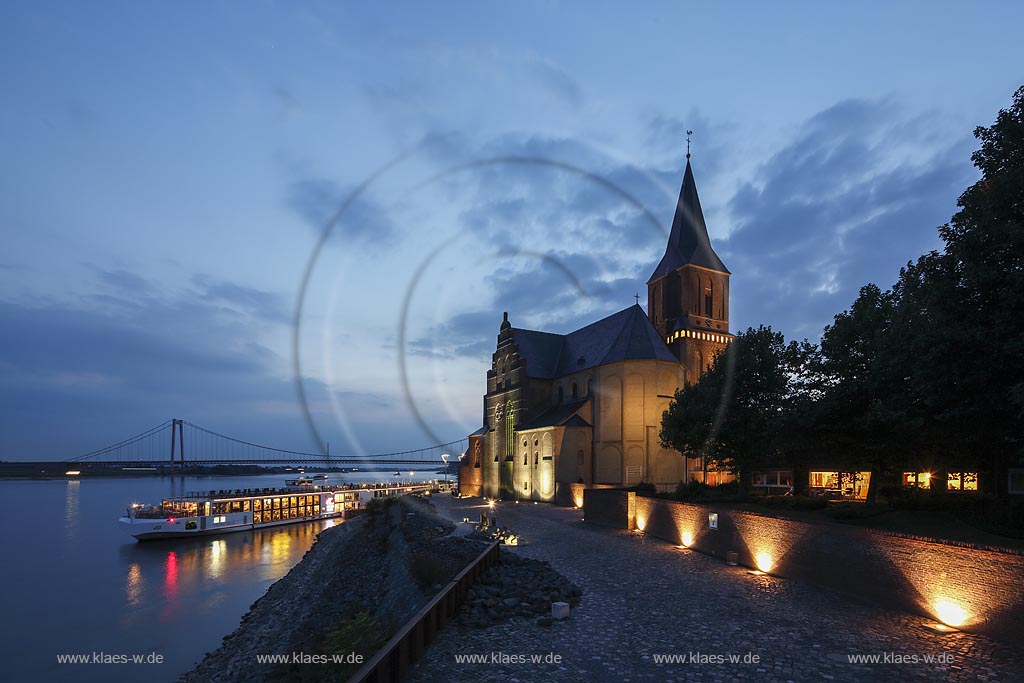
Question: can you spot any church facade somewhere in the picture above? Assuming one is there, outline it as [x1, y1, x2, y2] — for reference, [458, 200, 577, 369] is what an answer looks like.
[459, 158, 734, 503]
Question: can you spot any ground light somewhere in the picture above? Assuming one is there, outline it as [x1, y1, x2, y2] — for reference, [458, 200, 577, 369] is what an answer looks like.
[680, 531, 694, 547]
[933, 599, 969, 627]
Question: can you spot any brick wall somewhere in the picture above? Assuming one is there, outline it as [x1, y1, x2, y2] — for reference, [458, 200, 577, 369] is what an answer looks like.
[583, 489, 1024, 641]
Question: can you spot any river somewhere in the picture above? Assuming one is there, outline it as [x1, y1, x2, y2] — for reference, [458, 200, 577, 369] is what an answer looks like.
[0, 471, 440, 683]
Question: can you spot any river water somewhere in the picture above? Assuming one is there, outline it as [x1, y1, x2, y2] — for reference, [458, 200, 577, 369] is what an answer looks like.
[0, 471, 439, 683]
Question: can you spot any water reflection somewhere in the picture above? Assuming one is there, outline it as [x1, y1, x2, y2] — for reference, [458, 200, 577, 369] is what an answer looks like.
[126, 563, 143, 607]
[64, 480, 80, 542]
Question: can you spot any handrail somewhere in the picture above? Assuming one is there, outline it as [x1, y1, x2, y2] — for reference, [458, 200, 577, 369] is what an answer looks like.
[347, 541, 500, 683]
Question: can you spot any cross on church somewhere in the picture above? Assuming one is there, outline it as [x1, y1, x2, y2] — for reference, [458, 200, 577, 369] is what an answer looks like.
[686, 130, 693, 159]
[634, 293, 640, 305]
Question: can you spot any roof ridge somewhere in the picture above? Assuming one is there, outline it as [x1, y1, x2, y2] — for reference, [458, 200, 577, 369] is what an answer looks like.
[596, 305, 645, 366]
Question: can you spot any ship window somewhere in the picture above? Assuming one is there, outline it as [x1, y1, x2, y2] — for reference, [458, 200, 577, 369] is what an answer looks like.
[243, 500, 250, 512]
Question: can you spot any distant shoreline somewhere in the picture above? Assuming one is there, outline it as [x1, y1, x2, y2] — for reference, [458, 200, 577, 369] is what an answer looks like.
[0, 462, 447, 479]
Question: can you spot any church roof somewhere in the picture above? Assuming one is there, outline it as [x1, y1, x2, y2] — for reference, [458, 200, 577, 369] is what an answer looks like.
[648, 159, 729, 282]
[511, 304, 676, 379]
[520, 399, 592, 430]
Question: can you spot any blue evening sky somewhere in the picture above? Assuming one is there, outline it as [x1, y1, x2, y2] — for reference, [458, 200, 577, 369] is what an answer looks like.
[2, 2, 1022, 458]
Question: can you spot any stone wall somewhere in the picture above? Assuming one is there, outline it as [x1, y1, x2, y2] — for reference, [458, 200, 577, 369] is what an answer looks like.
[583, 489, 1024, 641]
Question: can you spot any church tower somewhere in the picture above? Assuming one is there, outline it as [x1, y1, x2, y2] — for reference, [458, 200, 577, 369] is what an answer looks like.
[647, 157, 732, 384]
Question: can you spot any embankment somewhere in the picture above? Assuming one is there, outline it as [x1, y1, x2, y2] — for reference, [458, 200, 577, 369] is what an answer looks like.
[180, 496, 487, 682]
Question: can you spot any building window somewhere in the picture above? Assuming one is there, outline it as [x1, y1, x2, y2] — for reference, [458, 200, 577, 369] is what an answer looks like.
[587, 379, 592, 396]
[571, 382, 578, 400]
[557, 386, 564, 403]
[505, 400, 515, 463]
[534, 452, 539, 467]
[947, 472, 978, 492]
[902, 471, 932, 489]
[524, 451, 528, 465]
[705, 280, 714, 318]
[578, 450, 584, 466]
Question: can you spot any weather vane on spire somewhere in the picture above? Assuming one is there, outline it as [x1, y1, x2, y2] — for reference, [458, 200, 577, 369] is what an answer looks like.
[686, 130, 693, 159]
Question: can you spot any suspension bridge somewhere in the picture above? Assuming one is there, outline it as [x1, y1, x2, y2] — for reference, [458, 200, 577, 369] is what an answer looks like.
[60, 419, 465, 469]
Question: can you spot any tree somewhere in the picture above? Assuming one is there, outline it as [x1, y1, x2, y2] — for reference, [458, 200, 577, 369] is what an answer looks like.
[660, 326, 811, 490]
[895, 86, 1024, 493]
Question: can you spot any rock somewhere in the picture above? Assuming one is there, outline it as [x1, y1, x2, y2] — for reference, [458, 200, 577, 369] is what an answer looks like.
[503, 597, 520, 608]
[536, 616, 553, 627]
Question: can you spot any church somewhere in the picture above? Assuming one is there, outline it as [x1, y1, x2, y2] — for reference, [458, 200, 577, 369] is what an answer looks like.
[458, 156, 734, 504]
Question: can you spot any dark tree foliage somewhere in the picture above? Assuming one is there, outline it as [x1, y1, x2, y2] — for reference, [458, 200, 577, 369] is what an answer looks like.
[660, 326, 813, 489]
[661, 86, 1024, 496]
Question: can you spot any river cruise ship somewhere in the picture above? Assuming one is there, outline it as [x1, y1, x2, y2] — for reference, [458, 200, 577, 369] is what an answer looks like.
[119, 480, 430, 541]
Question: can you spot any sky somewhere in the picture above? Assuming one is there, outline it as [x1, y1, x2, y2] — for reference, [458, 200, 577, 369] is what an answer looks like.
[1, 2, 1022, 459]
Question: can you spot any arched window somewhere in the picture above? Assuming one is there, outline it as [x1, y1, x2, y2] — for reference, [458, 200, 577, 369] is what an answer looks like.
[704, 279, 713, 318]
[587, 379, 593, 396]
[557, 386, 564, 403]
[505, 400, 515, 462]
[534, 452, 539, 467]
[571, 382, 578, 400]
[523, 451, 528, 465]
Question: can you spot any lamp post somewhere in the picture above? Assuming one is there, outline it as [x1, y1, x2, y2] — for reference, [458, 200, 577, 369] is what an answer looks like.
[441, 453, 450, 486]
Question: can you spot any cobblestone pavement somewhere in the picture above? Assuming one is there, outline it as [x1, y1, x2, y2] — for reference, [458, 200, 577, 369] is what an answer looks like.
[407, 497, 1023, 683]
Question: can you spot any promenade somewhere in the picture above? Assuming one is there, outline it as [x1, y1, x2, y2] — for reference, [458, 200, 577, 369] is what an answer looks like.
[408, 496, 1021, 683]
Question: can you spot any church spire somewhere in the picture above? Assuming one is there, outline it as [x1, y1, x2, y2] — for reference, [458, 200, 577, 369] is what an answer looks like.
[647, 155, 729, 283]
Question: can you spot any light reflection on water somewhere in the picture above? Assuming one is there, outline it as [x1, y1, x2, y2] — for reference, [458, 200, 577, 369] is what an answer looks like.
[0, 472, 413, 683]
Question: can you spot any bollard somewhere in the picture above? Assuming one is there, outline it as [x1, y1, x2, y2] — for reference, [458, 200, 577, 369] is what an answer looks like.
[552, 602, 570, 620]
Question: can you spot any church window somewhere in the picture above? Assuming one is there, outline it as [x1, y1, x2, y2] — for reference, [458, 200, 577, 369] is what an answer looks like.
[571, 382, 578, 400]
[577, 450, 584, 465]
[524, 452, 528, 465]
[587, 379, 593, 396]
[534, 452, 539, 467]
[704, 280, 714, 318]
[504, 400, 515, 463]
[557, 386, 564, 403]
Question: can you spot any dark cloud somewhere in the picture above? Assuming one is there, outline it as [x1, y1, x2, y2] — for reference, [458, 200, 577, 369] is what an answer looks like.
[192, 274, 290, 323]
[721, 98, 976, 340]
[284, 177, 397, 248]
[0, 267, 407, 458]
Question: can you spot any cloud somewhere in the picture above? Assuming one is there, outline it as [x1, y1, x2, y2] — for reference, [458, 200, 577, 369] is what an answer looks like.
[720, 98, 977, 340]
[192, 274, 290, 323]
[284, 177, 397, 248]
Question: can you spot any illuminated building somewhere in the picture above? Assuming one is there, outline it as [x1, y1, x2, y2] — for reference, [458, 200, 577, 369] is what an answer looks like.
[460, 157, 735, 502]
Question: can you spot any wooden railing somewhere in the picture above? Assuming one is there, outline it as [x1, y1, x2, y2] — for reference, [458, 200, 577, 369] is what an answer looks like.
[347, 540, 501, 683]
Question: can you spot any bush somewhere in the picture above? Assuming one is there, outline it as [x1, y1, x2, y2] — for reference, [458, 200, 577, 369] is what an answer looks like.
[365, 496, 398, 515]
[758, 495, 828, 511]
[671, 479, 745, 502]
[630, 482, 658, 495]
